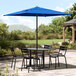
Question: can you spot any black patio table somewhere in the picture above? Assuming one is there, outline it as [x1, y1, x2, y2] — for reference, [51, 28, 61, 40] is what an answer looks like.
[21, 48, 51, 68]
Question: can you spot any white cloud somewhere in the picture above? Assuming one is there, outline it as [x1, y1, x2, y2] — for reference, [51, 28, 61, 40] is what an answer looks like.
[67, 3, 73, 9]
[55, 3, 73, 12]
[55, 6, 65, 12]
[15, 17, 35, 28]
[0, 16, 10, 24]
[39, 17, 52, 25]
[0, 16, 52, 29]
[0, 16, 36, 29]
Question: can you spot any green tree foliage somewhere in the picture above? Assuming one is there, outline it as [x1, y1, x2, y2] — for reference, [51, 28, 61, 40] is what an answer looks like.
[49, 17, 66, 34]
[38, 24, 50, 35]
[65, 3, 76, 21]
[0, 23, 9, 40]
[11, 30, 23, 35]
[23, 31, 35, 40]
[10, 30, 23, 40]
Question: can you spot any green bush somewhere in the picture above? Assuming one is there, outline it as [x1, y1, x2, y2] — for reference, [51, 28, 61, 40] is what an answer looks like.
[26, 44, 41, 48]
[9, 41, 26, 48]
[62, 42, 69, 46]
[14, 48, 22, 55]
[0, 40, 11, 50]
[0, 41, 26, 57]
[58, 34, 63, 39]
[46, 34, 59, 39]
[15, 42, 26, 48]
[0, 64, 18, 76]
[70, 43, 76, 49]
[0, 49, 7, 57]
[52, 43, 60, 49]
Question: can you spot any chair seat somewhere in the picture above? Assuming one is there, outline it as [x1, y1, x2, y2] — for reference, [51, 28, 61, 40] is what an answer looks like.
[24, 56, 34, 59]
[37, 53, 43, 56]
[58, 53, 64, 57]
[49, 53, 64, 58]
[33, 57, 40, 60]
[49, 53, 58, 57]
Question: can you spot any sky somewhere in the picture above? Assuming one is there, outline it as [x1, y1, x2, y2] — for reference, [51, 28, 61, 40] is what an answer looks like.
[0, 0, 75, 29]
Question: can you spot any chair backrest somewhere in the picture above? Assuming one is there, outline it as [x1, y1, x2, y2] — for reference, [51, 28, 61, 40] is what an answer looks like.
[44, 45, 52, 49]
[10, 48, 16, 56]
[59, 46, 67, 55]
[44, 45, 52, 54]
[21, 48, 29, 56]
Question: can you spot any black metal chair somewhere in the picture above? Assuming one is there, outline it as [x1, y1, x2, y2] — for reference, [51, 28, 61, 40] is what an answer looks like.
[10, 48, 21, 70]
[44, 45, 52, 67]
[21, 49, 40, 72]
[44, 45, 52, 49]
[49, 46, 67, 69]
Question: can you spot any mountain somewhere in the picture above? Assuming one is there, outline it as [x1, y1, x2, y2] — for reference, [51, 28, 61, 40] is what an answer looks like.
[8, 24, 35, 32]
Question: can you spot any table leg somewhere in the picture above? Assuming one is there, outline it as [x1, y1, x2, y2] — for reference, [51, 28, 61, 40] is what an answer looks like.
[29, 50, 31, 67]
[42, 50, 45, 68]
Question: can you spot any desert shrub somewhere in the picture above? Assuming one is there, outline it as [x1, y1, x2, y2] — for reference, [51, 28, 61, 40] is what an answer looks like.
[52, 43, 60, 49]
[0, 40, 11, 50]
[26, 44, 41, 48]
[46, 34, 59, 39]
[29, 35, 35, 40]
[58, 34, 63, 39]
[14, 42, 26, 48]
[38, 34, 44, 39]
[0, 49, 7, 57]
[0, 41, 26, 56]
[70, 43, 76, 49]
[14, 48, 22, 55]
[62, 42, 69, 46]
[9, 41, 26, 49]
[10, 32, 20, 40]
[0, 64, 18, 76]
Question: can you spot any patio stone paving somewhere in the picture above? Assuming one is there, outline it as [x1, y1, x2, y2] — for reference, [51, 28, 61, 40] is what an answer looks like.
[0, 50, 76, 76]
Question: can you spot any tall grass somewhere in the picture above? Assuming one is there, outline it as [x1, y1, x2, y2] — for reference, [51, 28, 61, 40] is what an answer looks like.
[0, 64, 18, 76]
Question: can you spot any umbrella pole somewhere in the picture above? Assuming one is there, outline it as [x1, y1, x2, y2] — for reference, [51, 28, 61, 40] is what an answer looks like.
[36, 14, 38, 57]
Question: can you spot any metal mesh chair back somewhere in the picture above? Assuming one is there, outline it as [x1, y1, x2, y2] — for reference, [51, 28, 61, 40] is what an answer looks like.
[44, 45, 52, 49]
[21, 48, 30, 57]
[59, 46, 67, 56]
[10, 48, 16, 56]
[44, 45, 52, 55]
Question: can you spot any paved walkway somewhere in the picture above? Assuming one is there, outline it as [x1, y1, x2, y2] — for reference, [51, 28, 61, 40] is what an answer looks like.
[0, 51, 76, 76]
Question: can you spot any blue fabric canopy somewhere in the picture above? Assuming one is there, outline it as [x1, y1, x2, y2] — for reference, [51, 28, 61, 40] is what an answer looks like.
[4, 6, 71, 16]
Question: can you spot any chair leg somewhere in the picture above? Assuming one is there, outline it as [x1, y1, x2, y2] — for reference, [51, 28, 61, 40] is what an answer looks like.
[21, 58, 24, 71]
[26, 59, 27, 68]
[33, 59, 35, 71]
[24, 59, 25, 68]
[49, 56, 52, 68]
[36, 59, 38, 67]
[11, 58, 14, 68]
[40, 57, 43, 66]
[64, 56, 67, 68]
[38, 59, 40, 70]
[55, 57, 56, 69]
[58, 57, 60, 67]
[28, 67, 30, 73]
[39, 59, 40, 67]
[14, 58, 16, 70]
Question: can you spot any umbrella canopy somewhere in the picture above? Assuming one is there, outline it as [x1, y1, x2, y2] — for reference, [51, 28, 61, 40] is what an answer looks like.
[4, 6, 71, 16]
[4, 6, 71, 54]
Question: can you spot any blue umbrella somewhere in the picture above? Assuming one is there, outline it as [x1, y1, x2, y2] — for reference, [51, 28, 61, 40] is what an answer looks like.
[4, 6, 71, 51]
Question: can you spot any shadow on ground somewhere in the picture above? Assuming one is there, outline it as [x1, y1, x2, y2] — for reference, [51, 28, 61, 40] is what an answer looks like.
[39, 63, 76, 70]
